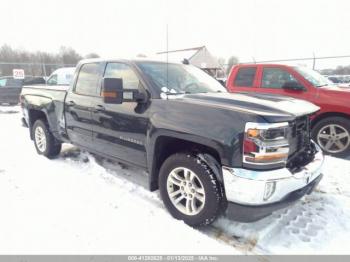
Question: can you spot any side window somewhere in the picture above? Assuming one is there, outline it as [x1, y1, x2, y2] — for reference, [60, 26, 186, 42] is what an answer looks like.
[234, 67, 257, 87]
[75, 63, 101, 96]
[6, 78, 23, 88]
[47, 74, 57, 85]
[104, 63, 140, 90]
[0, 79, 7, 87]
[262, 68, 299, 89]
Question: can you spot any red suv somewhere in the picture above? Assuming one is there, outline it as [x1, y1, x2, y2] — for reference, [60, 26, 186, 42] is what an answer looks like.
[227, 64, 350, 157]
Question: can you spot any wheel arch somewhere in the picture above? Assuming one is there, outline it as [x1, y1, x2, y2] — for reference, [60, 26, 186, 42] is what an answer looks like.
[148, 135, 223, 192]
[312, 112, 350, 128]
[28, 109, 49, 140]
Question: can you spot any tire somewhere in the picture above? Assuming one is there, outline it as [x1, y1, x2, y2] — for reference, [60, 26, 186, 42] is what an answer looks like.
[159, 153, 224, 227]
[312, 116, 350, 157]
[32, 119, 62, 159]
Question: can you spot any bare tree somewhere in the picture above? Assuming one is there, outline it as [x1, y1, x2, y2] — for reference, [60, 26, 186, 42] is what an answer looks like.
[85, 53, 100, 59]
[226, 56, 239, 75]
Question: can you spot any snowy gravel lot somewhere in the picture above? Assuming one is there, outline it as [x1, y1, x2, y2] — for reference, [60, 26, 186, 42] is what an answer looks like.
[1, 105, 350, 254]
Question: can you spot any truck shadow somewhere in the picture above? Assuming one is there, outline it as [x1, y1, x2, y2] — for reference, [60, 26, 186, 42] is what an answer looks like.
[59, 144, 151, 190]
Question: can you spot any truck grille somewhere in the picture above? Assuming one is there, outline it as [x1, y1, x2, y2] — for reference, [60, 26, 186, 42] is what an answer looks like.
[287, 115, 318, 173]
[289, 116, 311, 156]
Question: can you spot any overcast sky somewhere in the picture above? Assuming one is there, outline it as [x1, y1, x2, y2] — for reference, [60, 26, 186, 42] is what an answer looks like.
[1, 0, 350, 68]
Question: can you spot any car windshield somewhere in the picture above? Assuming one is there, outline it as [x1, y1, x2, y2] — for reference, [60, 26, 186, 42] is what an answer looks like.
[136, 62, 226, 94]
[293, 66, 332, 87]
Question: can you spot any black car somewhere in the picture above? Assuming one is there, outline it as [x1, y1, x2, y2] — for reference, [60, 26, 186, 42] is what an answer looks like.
[0, 76, 45, 105]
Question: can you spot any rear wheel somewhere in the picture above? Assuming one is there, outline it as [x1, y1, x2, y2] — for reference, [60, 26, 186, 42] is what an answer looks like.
[312, 117, 350, 157]
[32, 119, 62, 158]
[159, 153, 224, 227]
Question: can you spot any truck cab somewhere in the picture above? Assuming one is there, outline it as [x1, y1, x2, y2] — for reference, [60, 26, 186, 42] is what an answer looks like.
[227, 64, 350, 157]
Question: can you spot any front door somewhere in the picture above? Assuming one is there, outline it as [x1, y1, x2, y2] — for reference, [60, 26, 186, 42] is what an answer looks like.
[258, 67, 310, 100]
[90, 62, 149, 168]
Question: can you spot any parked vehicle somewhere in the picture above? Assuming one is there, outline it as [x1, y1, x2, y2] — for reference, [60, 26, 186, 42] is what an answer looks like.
[46, 67, 76, 86]
[326, 75, 350, 88]
[0, 76, 45, 105]
[20, 59, 323, 226]
[227, 64, 350, 157]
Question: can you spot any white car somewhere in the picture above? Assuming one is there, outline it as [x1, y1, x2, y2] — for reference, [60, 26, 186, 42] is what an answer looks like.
[46, 67, 76, 86]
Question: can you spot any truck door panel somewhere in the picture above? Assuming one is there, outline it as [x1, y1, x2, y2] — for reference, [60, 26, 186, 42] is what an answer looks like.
[90, 62, 148, 167]
[257, 66, 311, 100]
[229, 66, 260, 93]
[65, 92, 93, 145]
[65, 62, 103, 148]
[91, 99, 148, 167]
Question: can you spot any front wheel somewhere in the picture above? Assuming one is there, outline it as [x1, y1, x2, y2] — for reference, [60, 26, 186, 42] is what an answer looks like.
[312, 116, 350, 157]
[159, 153, 224, 227]
[32, 119, 62, 159]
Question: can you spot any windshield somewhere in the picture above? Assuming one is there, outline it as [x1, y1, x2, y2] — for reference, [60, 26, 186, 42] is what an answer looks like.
[293, 66, 332, 87]
[136, 62, 226, 94]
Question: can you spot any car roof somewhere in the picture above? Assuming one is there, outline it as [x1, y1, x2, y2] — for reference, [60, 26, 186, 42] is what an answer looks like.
[78, 57, 183, 66]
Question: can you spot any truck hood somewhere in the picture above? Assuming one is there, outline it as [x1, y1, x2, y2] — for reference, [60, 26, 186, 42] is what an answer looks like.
[173, 92, 320, 120]
[319, 85, 350, 93]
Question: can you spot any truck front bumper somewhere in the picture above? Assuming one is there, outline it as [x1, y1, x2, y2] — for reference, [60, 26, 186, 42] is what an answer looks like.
[222, 142, 324, 222]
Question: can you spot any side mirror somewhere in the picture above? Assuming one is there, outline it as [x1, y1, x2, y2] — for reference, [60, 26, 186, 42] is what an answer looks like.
[102, 78, 147, 104]
[102, 78, 124, 104]
[282, 81, 305, 91]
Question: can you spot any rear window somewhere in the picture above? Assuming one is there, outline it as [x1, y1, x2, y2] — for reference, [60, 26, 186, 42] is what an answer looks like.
[0, 78, 23, 88]
[233, 67, 257, 87]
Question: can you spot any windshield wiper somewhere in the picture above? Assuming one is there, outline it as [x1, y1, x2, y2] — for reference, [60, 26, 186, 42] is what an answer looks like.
[316, 84, 328, 87]
[164, 91, 191, 95]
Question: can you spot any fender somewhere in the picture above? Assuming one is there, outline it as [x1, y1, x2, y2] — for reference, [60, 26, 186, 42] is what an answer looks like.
[147, 128, 227, 191]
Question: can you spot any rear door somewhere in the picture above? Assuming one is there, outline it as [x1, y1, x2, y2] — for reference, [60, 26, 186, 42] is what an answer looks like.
[228, 66, 259, 93]
[65, 62, 104, 148]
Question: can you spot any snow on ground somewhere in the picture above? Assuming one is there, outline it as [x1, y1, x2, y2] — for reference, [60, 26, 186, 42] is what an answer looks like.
[0, 105, 350, 254]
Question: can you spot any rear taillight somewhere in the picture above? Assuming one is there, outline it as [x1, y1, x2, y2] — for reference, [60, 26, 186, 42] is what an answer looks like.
[243, 122, 290, 166]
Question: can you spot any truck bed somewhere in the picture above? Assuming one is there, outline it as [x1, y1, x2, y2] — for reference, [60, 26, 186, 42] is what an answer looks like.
[21, 85, 68, 141]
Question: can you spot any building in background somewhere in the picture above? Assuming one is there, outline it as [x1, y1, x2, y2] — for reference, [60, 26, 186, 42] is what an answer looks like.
[156, 46, 226, 81]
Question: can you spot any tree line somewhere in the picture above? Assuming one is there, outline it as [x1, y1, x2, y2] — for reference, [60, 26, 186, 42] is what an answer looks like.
[0, 44, 99, 77]
[320, 65, 350, 75]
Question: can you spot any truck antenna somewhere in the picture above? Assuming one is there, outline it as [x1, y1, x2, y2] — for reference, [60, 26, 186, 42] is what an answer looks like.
[166, 24, 169, 88]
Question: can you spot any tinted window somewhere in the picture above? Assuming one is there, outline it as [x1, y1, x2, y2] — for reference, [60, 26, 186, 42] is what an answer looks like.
[104, 63, 140, 89]
[47, 74, 57, 85]
[0, 79, 7, 87]
[75, 63, 101, 95]
[5, 78, 23, 88]
[262, 68, 299, 89]
[234, 67, 256, 87]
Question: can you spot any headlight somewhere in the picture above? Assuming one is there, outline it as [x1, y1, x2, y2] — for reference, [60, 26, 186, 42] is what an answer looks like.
[243, 122, 290, 166]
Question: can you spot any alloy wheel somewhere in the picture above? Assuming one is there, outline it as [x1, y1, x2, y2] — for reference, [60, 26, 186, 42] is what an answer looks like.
[317, 124, 350, 154]
[166, 167, 206, 216]
[34, 126, 47, 152]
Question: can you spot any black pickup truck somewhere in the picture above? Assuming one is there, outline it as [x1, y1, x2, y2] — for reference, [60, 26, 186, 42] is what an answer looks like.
[20, 59, 324, 226]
